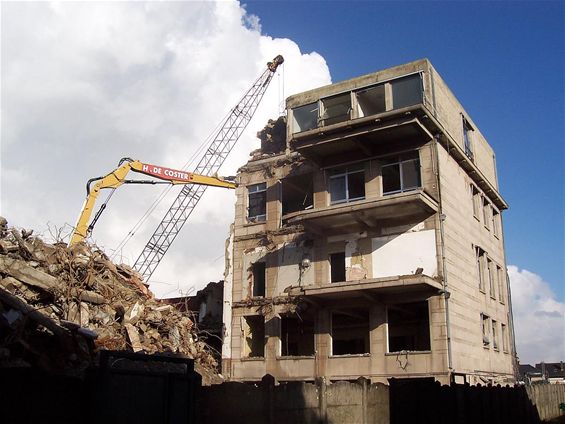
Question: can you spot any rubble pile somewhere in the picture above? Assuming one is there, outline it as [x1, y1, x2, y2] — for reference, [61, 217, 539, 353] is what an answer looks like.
[0, 217, 218, 377]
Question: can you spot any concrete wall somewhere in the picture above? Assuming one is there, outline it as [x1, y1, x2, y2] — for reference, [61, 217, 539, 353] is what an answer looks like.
[527, 383, 565, 422]
[435, 140, 515, 383]
[198, 376, 389, 424]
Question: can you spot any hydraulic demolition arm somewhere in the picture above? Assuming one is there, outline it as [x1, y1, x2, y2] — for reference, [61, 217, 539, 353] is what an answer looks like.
[69, 158, 236, 246]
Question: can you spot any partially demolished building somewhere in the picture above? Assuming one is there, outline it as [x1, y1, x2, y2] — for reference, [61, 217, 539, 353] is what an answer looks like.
[222, 59, 516, 385]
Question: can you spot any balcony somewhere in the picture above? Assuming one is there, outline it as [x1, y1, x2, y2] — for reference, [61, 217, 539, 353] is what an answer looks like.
[291, 274, 442, 302]
[283, 189, 438, 235]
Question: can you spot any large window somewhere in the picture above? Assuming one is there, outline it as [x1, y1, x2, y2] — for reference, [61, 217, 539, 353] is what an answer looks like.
[332, 309, 370, 355]
[291, 73, 424, 133]
[280, 315, 315, 356]
[247, 183, 266, 222]
[356, 85, 386, 117]
[388, 302, 431, 352]
[292, 102, 318, 133]
[244, 315, 265, 358]
[329, 164, 365, 204]
[391, 74, 423, 109]
[382, 151, 421, 195]
[321, 93, 351, 126]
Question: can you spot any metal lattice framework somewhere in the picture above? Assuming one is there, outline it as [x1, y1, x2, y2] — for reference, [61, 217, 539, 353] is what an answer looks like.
[134, 55, 284, 281]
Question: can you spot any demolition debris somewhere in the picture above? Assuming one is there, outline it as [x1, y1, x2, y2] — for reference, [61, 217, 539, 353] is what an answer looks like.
[0, 217, 218, 380]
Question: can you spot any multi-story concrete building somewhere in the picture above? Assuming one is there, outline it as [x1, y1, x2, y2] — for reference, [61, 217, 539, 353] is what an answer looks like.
[222, 59, 517, 385]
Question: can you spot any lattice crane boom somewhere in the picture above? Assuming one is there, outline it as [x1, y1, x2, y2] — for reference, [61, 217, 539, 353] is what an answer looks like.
[134, 55, 284, 280]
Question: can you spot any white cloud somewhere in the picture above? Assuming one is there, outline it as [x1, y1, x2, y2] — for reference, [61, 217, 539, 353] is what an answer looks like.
[508, 265, 565, 364]
[1, 1, 331, 297]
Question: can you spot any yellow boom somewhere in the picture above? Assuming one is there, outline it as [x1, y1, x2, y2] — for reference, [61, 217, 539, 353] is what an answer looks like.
[69, 158, 236, 246]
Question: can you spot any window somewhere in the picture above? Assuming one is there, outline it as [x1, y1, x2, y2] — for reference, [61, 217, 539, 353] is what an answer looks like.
[356, 85, 386, 117]
[282, 173, 313, 215]
[330, 252, 346, 283]
[483, 197, 491, 230]
[391, 74, 423, 109]
[492, 320, 499, 350]
[388, 302, 431, 352]
[488, 258, 496, 299]
[280, 315, 315, 356]
[247, 183, 266, 222]
[252, 262, 266, 297]
[492, 208, 501, 237]
[382, 151, 421, 195]
[501, 323, 509, 352]
[476, 247, 487, 292]
[329, 164, 365, 204]
[462, 117, 474, 160]
[321, 93, 352, 126]
[471, 184, 480, 219]
[244, 316, 265, 358]
[332, 309, 370, 355]
[497, 265, 506, 304]
[481, 313, 490, 347]
[292, 102, 318, 133]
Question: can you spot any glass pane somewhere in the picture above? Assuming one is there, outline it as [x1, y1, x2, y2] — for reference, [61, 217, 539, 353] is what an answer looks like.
[329, 175, 346, 203]
[382, 164, 401, 194]
[356, 85, 386, 117]
[292, 103, 318, 133]
[401, 159, 421, 190]
[321, 93, 351, 126]
[249, 191, 266, 218]
[348, 171, 365, 200]
[391, 74, 423, 109]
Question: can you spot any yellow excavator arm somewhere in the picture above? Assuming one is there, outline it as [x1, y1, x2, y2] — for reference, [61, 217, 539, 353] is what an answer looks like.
[69, 158, 236, 246]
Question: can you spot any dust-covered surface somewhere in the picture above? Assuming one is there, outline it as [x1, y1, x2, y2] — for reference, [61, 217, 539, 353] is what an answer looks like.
[0, 217, 221, 383]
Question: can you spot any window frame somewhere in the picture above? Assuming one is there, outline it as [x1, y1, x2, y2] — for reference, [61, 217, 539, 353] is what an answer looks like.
[488, 258, 496, 300]
[498, 265, 506, 304]
[501, 323, 509, 353]
[476, 246, 487, 292]
[492, 320, 499, 351]
[247, 182, 267, 223]
[462, 116, 474, 160]
[328, 165, 366, 205]
[381, 152, 422, 195]
[252, 261, 266, 297]
[481, 313, 490, 348]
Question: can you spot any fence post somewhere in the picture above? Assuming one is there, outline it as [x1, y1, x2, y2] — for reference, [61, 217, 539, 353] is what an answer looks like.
[316, 377, 327, 423]
[262, 374, 275, 424]
[357, 377, 369, 424]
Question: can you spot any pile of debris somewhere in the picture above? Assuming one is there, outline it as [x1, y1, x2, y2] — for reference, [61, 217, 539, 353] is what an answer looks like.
[0, 217, 218, 379]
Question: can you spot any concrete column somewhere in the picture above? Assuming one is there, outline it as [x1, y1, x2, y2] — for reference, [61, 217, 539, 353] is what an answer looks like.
[370, 304, 387, 383]
[316, 308, 331, 379]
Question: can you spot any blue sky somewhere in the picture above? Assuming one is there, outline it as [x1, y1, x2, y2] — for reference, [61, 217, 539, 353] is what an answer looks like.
[244, 0, 565, 301]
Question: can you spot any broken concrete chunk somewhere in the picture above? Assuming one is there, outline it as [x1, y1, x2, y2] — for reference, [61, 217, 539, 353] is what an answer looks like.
[79, 302, 90, 328]
[124, 323, 143, 352]
[0, 256, 60, 292]
[124, 301, 144, 324]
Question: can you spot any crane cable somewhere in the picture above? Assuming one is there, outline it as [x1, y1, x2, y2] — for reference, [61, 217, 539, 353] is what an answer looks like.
[110, 102, 241, 260]
[112, 63, 285, 260]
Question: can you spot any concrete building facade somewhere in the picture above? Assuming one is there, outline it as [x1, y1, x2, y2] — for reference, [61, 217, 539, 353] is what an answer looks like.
[222, 59, 517, 385]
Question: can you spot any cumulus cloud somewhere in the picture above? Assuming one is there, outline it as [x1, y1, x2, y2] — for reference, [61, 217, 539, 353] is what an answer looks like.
[508, 265, 565, 364]
[1, 1, 331, 297]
